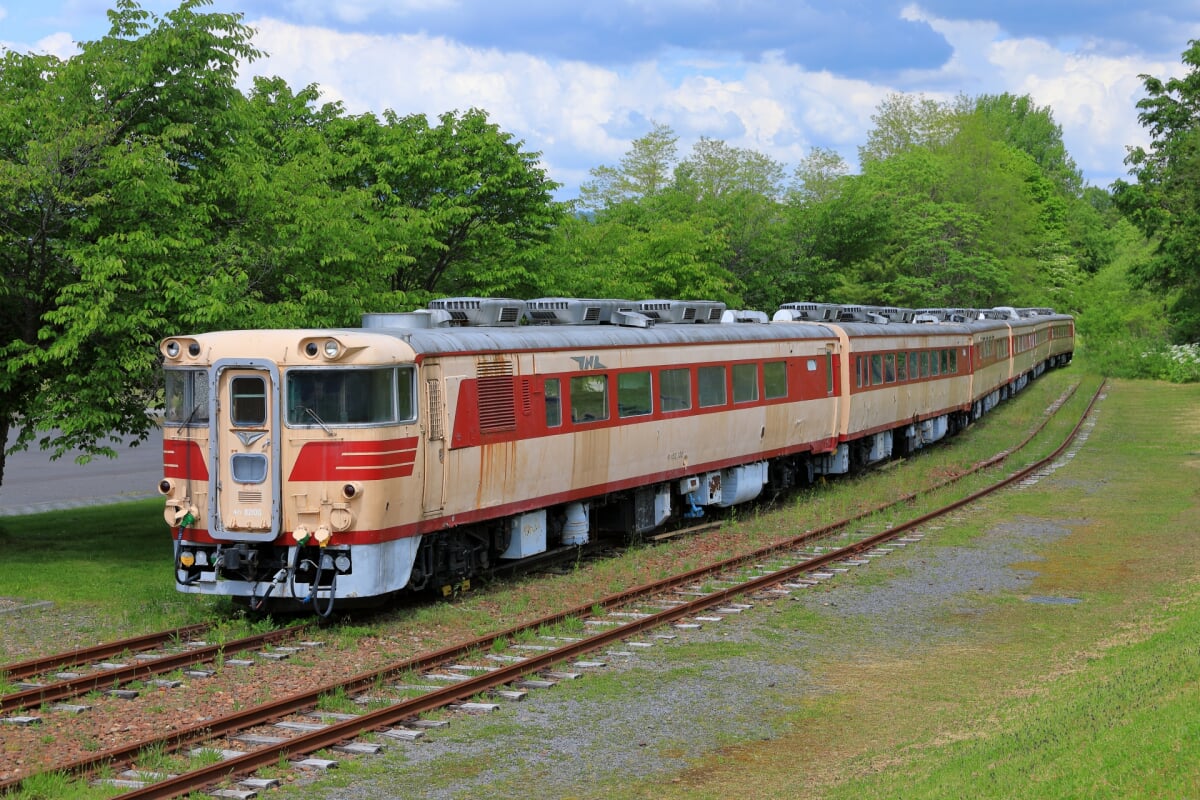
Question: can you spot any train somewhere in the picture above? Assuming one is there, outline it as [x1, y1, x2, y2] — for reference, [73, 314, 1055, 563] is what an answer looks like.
[158, 298, 1074, 612]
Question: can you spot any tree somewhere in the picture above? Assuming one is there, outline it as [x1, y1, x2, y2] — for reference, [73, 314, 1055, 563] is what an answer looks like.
[579, 122, 678, 211]
[1113, 39, 1200, 341]
[858, 93, 957, 166]
[0, 0, 262, 493]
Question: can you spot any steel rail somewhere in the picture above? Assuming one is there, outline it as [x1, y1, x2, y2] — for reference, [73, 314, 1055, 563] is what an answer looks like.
[0, 625, 308, 714]
[1, 624, 212, 683]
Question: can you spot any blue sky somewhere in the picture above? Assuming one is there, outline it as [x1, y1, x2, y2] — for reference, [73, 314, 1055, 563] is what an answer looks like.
[2, 1, 1197, 197]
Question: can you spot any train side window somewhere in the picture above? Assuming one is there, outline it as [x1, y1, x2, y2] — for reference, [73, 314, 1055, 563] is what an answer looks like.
[618, 371, 652, 417]
[733, 363, 758, 403]
[397, 367, 416, 422]
[948, 349, 957, 373]
[855, 356, 863, 388]
[920, 351, 930, 378]
[570, 375, 609, 423]
[884, 353, 896, 383]
[698, 365, 727, 407]
[826, 352, 834, 394]
[870, 354, 883, 386]
[231, 376, 267, 426]
[896, 351, 907, 381]
[544, 378, 562, 427]
[930, 351, 941, 376]
[764, 361, 787, 399]
[660, 368, 691, 412]
[909, 352, 918, 379]
[165, 369, 210, 425]
[940, 349, 949, 374]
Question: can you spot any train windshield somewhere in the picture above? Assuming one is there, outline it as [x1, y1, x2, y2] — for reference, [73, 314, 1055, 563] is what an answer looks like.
[164, 369, 210, 426]
[286, 367, 416, 427]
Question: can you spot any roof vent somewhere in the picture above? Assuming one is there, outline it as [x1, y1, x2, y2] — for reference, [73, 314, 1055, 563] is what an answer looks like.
[638, 299, 726, 324]
[362, 310, 453, 329]
[427, 297, 525, 327]
[523, 298, 649, 326]
[773, 302, 839, 322]
[721, 309, 769, 323]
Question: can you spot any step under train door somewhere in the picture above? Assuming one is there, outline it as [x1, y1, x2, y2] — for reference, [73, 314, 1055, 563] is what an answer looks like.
[210, 360, 282, 541]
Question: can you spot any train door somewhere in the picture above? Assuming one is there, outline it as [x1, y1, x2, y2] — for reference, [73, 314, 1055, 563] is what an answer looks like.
[422, 363, 447, 516]
[209, 360, 282, 541]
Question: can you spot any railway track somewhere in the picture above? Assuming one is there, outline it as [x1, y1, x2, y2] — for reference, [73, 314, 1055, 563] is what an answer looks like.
[0, 379, 1103, 798]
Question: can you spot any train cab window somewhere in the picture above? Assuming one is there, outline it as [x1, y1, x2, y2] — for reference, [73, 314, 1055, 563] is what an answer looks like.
[897, 352, 908, 382]
[544, 378, 562, 427]
[698, 366, 727, 408]
[660, 368, 691, 412]
[764, 361, 787, 399]
[570, 375, 609, 423]
[618, 371, 652, 418]
[870, 355, 883, 386]
[733, 363, 758, 403]
[287, 367, 415, 427]
[165, 369, 210, 426]
[884, 354, 896, 383]
[231, 376, 267, 426]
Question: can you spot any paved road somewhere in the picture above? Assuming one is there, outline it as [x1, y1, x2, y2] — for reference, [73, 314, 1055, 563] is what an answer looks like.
[0, 427, 164, 517]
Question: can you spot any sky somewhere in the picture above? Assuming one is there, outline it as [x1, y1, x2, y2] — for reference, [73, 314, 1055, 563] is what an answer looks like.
[1, 1, 1197, 199]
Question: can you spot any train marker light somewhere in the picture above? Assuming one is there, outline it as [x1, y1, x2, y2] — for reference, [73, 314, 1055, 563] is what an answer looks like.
[179, 551, 196, 568]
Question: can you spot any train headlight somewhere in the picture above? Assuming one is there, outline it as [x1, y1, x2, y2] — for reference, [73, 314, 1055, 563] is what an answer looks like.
[323, 339, 340, 358]
[342, 482, 363, 500]
[304, 342, 319, 357]
[188, 342, 201, 356]
[159, 479, 174, 495]
[165, 341, 181, 358]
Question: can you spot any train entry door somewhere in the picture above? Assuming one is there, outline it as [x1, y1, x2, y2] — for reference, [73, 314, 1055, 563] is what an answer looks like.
[422, 364, 446, 516]
[210, 360, 282, 542]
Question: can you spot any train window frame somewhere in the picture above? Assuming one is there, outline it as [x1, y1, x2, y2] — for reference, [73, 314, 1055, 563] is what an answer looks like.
[763, 361, 787, 400]
[285, 366, 417, 428]
[544, 378, 562, 428]
[617, 371, 653, 418]
[570, 374, 609, 424]
[231, 376, 267, 426]
[659, 367, 691, 413]
[698, 365, 727, 408]
[165, 368, 210, 426]
[732, 363, 758, 404]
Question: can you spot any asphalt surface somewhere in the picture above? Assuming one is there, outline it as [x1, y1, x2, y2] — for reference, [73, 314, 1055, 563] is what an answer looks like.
[0, 427, 163, 517]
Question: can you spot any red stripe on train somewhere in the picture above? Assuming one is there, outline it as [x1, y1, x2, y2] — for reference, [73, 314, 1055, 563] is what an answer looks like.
[288, 437, 419, 481]
[163, 440, 210, 480]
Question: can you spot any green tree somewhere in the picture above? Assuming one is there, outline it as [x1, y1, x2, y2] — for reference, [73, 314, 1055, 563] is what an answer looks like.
[579, 122, 678, 211]
[1113, 39, 1200, 341]
[0, 0, 262, 492]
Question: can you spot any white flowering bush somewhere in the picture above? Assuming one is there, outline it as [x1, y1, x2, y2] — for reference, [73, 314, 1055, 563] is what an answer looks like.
[1140, 343, 1200, 383]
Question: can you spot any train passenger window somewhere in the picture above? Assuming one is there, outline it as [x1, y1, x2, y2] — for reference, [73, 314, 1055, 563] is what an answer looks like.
[165, 369, 210, 425]
[764, 361, 787, 399]
[896, 352, 907, 382]
[231, 376, 267, 426]
[884, 354, 896, 383]
[660, 368, 691, 412]
[941, 350, 950, 374]
[920, 351, 929, 378]
[618, 371, 652, 417]
[870, 355, 883, 386]
[570, 375, 609, 423]
[698, 366, 727, 407]
[949, 349, 958, 373]
[826, 352, 834, 394]
[544, 378, 562, 427]
[908, 352, 918, 379]
[733, 364, 758, 403]
[855, 356, 864, 388]
[930, 352, 940, 376]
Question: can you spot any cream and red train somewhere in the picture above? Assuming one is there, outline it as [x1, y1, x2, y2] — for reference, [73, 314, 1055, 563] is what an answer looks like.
[158, 298, 1074, 611]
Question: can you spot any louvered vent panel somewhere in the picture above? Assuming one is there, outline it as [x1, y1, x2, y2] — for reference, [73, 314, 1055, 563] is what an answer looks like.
[427, 379, 444, 440]
[477, 360, 516, 432]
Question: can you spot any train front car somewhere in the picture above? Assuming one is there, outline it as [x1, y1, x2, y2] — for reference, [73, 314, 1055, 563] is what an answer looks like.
[159, 329, 424, 612]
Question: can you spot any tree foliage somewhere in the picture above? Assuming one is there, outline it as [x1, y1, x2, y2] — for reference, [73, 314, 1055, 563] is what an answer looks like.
[1113, 39, 1200, 342]
[0, 0, 561, 494]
